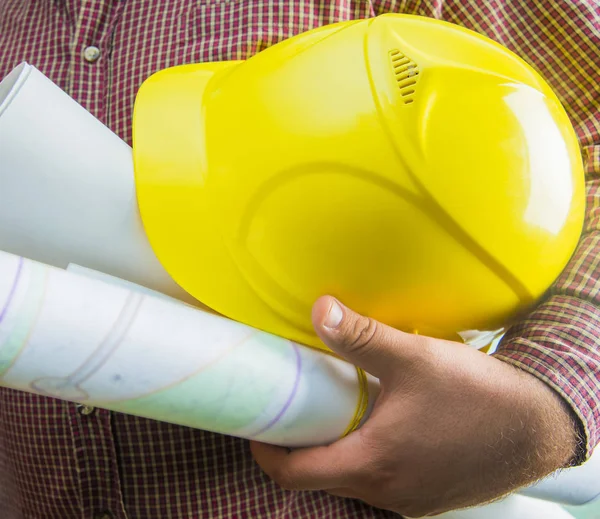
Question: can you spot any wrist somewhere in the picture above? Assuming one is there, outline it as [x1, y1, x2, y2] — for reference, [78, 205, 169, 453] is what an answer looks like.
[510, 364, 580, 474]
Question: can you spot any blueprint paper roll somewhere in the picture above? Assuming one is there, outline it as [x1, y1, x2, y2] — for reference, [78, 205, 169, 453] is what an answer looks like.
[0, 61, 379, 447]
[0, 250, 378, 447]
[433, 495, 576, 519]
[520, 447, 600, 506]
[0, 62, 193, 303]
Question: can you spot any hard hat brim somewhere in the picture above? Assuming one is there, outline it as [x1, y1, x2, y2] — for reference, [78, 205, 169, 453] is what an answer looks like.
[132, 63, 323, 347]
[132, 63, 239, 308]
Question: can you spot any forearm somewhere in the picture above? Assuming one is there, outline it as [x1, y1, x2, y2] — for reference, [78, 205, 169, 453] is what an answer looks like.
[494, 148, 600, 463]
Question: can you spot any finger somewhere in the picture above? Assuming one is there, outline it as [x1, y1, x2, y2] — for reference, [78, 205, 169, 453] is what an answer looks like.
[312, 296, 419, 378]
[250, 440, 360, 491]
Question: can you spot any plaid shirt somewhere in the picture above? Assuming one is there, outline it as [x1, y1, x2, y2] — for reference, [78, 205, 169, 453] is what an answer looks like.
[0, 1, 598, 518]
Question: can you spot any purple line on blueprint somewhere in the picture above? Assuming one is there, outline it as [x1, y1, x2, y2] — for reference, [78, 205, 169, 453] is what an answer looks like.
[251, 342, 302, 437]
[0, 256, 24, 326]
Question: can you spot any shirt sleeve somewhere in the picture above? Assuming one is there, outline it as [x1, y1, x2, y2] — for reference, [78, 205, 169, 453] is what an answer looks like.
[494, 146, 600, 463]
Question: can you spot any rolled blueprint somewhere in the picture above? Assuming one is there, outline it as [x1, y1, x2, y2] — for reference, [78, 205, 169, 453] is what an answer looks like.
[0, 250, 376, 447]
[0, 62, 193, 303]
[434, 494, 576, 519]
[521, 446, 600, 506]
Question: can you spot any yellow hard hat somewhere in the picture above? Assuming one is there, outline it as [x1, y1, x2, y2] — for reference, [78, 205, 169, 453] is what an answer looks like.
[132, 14, 585, 350]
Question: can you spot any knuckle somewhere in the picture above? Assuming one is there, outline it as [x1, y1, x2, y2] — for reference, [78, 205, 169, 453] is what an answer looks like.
[346, 316, 379, 351]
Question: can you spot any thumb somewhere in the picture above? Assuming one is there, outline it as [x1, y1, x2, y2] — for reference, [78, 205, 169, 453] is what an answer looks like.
[312, 296, 416, 379]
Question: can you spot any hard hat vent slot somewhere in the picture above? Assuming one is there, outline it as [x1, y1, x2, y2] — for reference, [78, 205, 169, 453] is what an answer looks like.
[389, 49, 419, 105]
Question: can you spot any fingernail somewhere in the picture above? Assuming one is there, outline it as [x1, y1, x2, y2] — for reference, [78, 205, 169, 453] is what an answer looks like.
[324, 299, 343, 329]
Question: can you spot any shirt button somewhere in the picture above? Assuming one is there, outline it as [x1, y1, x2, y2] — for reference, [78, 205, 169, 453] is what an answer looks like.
[83, 46, 101, 63]
[77, 404, 95, 416]
[95, 512, 113, 519]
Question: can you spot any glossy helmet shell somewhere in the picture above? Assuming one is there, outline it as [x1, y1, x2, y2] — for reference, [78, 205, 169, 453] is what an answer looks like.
[132, 14, 585, 350]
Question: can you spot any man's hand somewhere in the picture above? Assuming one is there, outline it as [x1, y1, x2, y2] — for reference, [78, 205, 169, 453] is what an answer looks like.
[250, 296, 578, 517]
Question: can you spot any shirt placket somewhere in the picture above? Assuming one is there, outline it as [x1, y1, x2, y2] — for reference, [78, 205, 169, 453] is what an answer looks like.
[69, 403, 128, 519]
[66, 2, 128, 518]
[66, 0, 123, 123]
